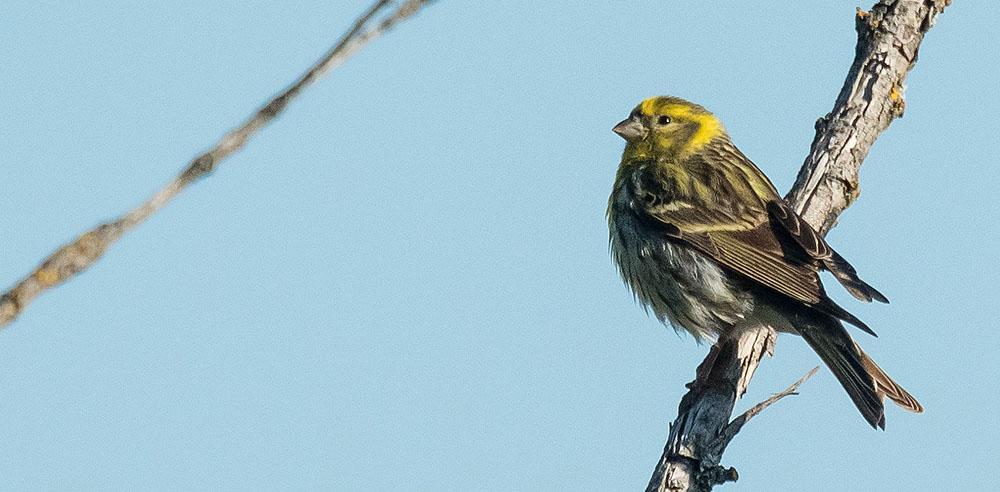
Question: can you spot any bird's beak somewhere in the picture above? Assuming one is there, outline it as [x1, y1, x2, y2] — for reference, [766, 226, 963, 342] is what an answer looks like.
[613, 117, 645, 141]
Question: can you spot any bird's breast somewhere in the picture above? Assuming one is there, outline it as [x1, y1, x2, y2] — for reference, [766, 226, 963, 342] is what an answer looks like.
[608, 187, 752, 341]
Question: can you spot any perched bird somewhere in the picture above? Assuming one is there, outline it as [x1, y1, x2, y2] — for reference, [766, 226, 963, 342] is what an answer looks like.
[607, 96, 922, 429]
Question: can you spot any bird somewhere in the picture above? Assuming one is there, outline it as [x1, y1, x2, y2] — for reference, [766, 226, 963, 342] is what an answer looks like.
[606, 95, 922, 429]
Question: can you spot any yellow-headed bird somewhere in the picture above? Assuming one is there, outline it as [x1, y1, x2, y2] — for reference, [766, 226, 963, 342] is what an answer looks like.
[607, 96, 922, 429]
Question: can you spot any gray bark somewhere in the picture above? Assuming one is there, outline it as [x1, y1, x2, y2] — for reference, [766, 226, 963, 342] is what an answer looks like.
[646, 1, 950, 490]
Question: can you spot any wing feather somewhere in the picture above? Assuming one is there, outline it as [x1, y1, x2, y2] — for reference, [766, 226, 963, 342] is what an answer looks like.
[767, 200, 888, 303]
[629, 140, 878, 335]
[709, 231, 823, 305]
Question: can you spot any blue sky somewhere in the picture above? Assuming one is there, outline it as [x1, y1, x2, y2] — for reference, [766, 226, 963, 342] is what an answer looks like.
[1, 1, 997, 490]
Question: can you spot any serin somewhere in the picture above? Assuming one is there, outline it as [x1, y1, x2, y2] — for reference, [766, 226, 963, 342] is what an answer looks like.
[607, 96, 921, 429]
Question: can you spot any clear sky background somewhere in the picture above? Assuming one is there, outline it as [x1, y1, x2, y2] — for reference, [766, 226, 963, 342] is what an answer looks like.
[1, 2, 997, 490]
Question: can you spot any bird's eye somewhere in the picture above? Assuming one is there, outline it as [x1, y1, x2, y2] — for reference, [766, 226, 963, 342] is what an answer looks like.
[657, 115, 671, 125]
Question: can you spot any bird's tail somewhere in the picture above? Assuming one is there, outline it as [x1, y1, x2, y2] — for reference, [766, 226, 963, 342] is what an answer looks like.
[797, 313, 922, 429]
[855, 342, 924, 414]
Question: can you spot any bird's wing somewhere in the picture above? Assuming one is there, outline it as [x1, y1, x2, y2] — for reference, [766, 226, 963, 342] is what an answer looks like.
[766, 200, 888, 303]
[638, 155, 812, 301]
[712, 228, 826, 305]
[646, 205, 878, 336]
[632, 144, 877, 334]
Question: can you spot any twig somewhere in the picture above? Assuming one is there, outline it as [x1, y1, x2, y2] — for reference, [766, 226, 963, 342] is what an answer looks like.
[712, 366, 820, 452]
[0, 0, 433, 327]
[646, 1, 950, 491]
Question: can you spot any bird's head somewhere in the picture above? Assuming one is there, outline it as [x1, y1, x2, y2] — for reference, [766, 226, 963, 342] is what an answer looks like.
[613, 96, 726, 159]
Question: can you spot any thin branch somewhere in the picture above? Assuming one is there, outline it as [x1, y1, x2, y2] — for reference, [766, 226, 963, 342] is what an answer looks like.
[712, 366, 819, 453]
[0, 0, 433, 327]
[646, 1, 950, 491]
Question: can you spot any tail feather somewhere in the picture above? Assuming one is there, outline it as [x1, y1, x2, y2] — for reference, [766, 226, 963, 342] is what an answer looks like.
[855, 343, 924, 414]
[797, 313, 885, 429]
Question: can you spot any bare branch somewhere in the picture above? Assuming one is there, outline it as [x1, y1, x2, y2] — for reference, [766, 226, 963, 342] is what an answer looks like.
[713, 366, 819, 453]
[646, 1, 950, 490]
[0, 0, 433, 327]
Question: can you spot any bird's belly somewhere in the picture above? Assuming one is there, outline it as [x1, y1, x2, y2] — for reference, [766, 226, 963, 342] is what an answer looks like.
[609, 208, 752, 341]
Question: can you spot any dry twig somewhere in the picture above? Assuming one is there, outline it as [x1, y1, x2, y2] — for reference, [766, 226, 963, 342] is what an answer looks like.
[0, 0, 433, 326]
